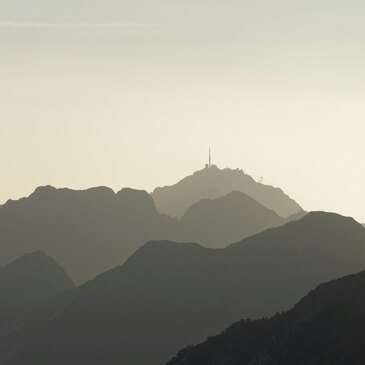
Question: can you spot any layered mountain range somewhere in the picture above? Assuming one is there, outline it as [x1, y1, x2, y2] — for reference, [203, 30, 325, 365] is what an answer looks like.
[1, 166, 363, 365]
[1, 213, 365, 365]
[0, 167, 304, 283]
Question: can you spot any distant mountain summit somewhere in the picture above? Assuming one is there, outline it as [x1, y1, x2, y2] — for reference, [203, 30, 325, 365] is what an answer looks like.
[152, 166, 302, 218]
[168, 269, 365, 365]
[179, 191, 286, 247]
[0, 251, 74, 310]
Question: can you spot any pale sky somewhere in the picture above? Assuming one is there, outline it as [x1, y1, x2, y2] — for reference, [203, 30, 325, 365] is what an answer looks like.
[1, 0, 364, 221]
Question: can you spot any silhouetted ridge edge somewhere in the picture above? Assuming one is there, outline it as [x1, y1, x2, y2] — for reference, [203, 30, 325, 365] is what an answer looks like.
[167, 269, 365, 365]
[228, 211, 364, 249]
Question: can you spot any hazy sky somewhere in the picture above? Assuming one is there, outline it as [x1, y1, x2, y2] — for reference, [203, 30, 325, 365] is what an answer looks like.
[1, 0, 364, 221]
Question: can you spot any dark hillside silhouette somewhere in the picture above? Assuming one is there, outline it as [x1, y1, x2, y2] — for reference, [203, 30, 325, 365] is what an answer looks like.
[168, 270, 365, 365]
[152, 166, 302, 218]
[0, 251, 74, 310]
[1, 213, 365, 365]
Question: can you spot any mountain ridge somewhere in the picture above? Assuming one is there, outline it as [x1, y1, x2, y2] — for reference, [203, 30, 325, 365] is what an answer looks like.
[0, 182, 302, 283]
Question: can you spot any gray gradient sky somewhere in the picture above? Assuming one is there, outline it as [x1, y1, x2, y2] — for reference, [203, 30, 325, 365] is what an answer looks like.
[1, 0, 364, 221]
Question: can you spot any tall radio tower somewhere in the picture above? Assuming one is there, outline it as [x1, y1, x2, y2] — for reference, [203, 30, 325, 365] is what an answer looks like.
[209, 147, 211, 167]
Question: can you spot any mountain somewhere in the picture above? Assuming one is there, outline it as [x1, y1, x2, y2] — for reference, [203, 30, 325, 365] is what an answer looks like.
[0, 186, 174, 284]
[152, 166, 302, 218]
[1, 213, 365, 365]
[0, 184, 302, 283]
[168, 270, 365, 365]
[0, 251, 74, 310]
[178, 191, 286, 247]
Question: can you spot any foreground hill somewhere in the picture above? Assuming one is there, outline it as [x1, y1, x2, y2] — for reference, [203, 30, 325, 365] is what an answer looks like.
[0, 251, 74, 310]
[168, 270, 365, 365]
[1, 213, 365, 365]
[152, 166, 302, 218]
[0, 186, 300, 283]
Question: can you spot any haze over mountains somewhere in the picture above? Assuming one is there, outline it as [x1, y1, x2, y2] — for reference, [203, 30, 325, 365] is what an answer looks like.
[1, 212, 365, 364]
[0, 167, 304, 283]
[168, 269, 365, 365]
[3, 0, 365, 362]
[1, 165, 364, 365]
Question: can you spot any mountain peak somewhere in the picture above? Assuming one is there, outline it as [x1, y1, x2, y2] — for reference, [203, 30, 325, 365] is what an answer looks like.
[117, 188, 158, 215]
[2, 251, 74, 283]
[303, 210, 359, 224]
[123, 240, 207, 269]
[285, 211, 365, 234]
[152, 166, 302, 218]
[33, 185, 58, 194]
[180, 190, 285, 247]
[6, 186, 117, 207]
[117, 187, 153, 201]
[228, 212, 365, 260]
[136, 239, 205, 255]
[0, 251, 74, 310]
